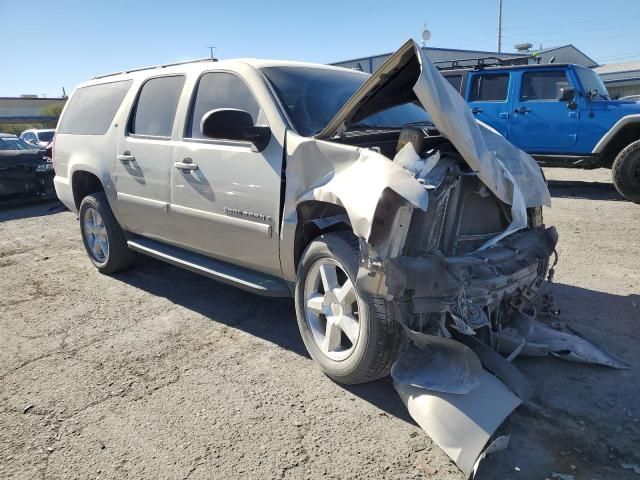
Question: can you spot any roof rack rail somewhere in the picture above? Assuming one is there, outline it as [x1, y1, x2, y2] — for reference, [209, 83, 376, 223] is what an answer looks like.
[94, 57, 218, 79]
[434, 55, 532, 71]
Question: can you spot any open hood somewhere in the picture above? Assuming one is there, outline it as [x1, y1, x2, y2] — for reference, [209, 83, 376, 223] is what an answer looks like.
[316, 41, 421, 140]
[317, 40, 551, 209]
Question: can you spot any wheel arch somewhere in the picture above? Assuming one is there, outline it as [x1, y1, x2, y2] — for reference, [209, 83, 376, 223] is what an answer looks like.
[71, 169, 106, 211]
[293, 200, 353, 274]
[594, 116, 640, 167]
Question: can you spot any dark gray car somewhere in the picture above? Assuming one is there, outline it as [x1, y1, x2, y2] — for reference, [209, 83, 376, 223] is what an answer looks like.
[0, 134, 55, 198]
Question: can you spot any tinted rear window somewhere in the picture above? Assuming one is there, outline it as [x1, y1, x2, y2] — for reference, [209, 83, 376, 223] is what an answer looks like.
[57, 80, 132, 135]
[469, 73, 509, 101]
[130, 76, 185, 137]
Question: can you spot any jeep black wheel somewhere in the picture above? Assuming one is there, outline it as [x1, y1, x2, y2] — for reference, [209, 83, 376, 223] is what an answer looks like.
[294, 232, 404, 384]
[79, 193, 136, 273]
[612, 140, 640, 204]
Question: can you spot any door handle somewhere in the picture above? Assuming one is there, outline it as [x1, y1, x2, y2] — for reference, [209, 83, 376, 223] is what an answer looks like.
[117, 152, 135, 163]
[514, 106, 531, 114]
[174, 158, 198, 171]
[471, 107, 483, 114]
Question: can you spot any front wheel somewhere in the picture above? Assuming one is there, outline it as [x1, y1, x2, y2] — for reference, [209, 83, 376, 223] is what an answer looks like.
[612, 140, 640, 204]
[294, 232, 403, 384]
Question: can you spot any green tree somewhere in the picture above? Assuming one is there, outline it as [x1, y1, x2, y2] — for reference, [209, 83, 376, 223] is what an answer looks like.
[40, 102, 66, 118]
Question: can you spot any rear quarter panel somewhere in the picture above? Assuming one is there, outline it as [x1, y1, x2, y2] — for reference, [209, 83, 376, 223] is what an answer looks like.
[53, 78, 140, 216]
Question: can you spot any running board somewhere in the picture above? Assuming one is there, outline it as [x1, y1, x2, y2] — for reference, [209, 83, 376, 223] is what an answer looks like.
[127, 237, 291, 297]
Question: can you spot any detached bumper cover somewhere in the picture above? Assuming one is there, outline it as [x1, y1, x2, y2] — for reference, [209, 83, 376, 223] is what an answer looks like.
[384, 226, 558, 312]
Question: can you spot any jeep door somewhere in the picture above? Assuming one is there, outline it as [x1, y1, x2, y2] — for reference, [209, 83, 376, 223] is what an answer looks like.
[168, 70, 283, 276]
[112, 75, 185, 241]
[466, 71, 512, 137]
[509, 69, 579, 151]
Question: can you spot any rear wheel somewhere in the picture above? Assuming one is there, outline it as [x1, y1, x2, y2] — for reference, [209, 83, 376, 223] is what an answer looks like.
[294, 232, 403, 384]
[79, 193, 136, 273]
[612, 140, 640, 204]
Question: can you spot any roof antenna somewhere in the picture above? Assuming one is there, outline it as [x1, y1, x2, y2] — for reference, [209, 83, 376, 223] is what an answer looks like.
[208, 46, 216, 59]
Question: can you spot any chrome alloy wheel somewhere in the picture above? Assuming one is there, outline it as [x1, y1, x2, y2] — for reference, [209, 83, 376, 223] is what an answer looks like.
[83, 207, 109, 263]
[303, 258, 362, 361]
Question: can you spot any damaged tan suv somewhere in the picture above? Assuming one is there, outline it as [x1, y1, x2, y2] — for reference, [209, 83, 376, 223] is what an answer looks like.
[53, 39, 556, 384]
[55, 40, 630, 474]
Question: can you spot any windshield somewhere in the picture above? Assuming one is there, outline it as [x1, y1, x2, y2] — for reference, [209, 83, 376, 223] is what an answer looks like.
[0, 137, 34, 151]
[575, 67, 610, 100]
[261, 66, 430, 137]
[37, 131, 55, 142]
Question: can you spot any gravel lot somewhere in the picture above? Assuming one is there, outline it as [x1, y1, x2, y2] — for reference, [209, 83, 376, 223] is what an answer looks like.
[1, 168, 639, 480]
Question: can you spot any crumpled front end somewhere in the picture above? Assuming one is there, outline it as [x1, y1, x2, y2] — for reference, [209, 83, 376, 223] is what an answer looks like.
[282, 39, 626, 476]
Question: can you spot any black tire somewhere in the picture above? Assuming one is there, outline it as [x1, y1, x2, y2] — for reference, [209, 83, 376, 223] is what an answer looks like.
[79, 192, 136, 273]
[612, 140, 640, 204]
[294, 231, 403, 384]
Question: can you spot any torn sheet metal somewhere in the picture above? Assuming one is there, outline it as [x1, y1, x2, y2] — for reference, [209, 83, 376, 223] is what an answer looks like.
[529, 321, 629, 368]
[496, 313, 629, 369]
[394, 370, 521, 477]
[283, 135, 428, 241]
[391, 329, 482, 394]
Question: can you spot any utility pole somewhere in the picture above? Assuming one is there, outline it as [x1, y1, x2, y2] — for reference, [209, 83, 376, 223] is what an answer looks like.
[497, 0, 503, 53]
[208, 46, 216, 59]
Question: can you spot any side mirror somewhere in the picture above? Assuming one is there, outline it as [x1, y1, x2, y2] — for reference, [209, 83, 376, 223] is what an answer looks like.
[200, 108, 271, 151]
[557, 87, 575, 102]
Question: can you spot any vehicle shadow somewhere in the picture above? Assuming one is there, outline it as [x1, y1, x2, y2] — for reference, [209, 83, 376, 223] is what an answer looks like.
[112, 255, 415, 424]
[0, 198, 65, 222]
[547, 179, 626, 201]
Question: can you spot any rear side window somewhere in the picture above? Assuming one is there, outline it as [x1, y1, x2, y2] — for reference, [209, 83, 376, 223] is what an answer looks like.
[57, 80, 132, 135]
[444, 74, 463, 93]
[469, 73, 509, 101]
[520, 71, 570, 101]
[187, 72, 261, 139]
[130, 75, 185, 137]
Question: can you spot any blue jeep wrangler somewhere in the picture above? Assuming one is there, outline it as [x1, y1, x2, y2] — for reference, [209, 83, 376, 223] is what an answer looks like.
[441, 62, 640, 203]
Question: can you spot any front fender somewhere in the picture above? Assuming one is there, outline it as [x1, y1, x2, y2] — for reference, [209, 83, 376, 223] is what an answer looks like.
[279, 133, 428, 281]
[592, 114, 640, 153]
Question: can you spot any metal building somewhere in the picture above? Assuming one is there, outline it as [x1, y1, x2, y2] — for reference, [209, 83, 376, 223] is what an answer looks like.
[331, 44, 597, 73]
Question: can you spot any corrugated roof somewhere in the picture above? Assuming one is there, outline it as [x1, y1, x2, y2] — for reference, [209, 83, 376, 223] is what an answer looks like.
[595, 61, 640, 75]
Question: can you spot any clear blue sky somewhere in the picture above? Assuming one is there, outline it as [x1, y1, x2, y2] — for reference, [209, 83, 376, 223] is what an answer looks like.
[1, 0, 638, 98]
